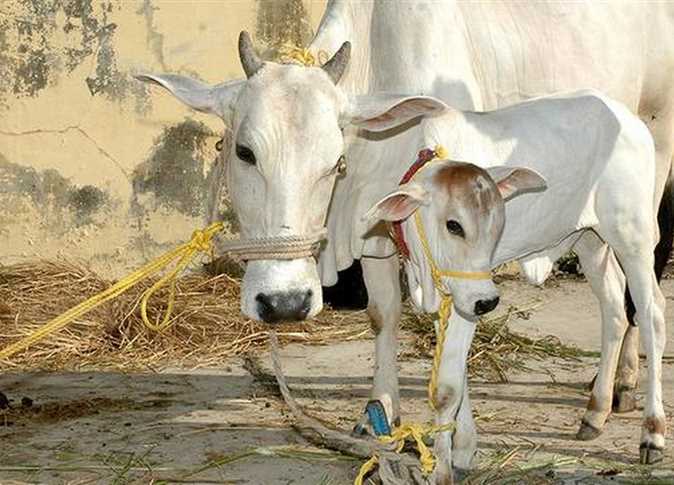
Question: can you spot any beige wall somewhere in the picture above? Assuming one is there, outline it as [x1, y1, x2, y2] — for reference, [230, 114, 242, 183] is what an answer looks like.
[0, 0, 327, 276]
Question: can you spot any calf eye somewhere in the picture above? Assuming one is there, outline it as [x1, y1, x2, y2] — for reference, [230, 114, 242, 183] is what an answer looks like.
[236, 144, 256, 165]
[446, 220, 465, 238]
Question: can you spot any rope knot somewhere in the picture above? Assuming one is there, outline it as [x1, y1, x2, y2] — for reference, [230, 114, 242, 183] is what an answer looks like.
[354, 421, 456, 484]
[189, 229, 211, 252]
[434, 145, 448, 160]
[189, 222, 225, 253]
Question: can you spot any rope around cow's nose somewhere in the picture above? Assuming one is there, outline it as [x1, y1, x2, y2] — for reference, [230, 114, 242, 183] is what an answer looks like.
[217, 228, 327, 262]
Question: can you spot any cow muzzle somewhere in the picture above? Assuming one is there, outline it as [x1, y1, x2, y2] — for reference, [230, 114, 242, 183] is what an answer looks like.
[241, 258, 323, 322]
[255, 289, 313, 323]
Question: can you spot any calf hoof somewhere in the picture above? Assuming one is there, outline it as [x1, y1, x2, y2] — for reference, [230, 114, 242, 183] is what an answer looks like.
[639, 443, 664, 465]
[453, 467, 470, 483]
[576, 420, 602, 441]
[612, 389, 637, 414]
[351, 422, 369, 437]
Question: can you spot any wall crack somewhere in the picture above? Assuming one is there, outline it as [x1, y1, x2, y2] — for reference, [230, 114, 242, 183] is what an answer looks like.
[0, 125, 130, 180]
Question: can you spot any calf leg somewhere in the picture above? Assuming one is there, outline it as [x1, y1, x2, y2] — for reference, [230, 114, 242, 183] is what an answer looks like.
[451, 376, 477, 474]
[432, 312, 476, 485]
[361, 254, 402, 423]
[574, 231, 629, 440]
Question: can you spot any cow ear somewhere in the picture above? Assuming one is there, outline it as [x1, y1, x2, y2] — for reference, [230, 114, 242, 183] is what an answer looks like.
[346, 94, 447, 132]
[486, 166, 547, 201]
[363, 182, 430, 222]
[135, 73, 244, 120]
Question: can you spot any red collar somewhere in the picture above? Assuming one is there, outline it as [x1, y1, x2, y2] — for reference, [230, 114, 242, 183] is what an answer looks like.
[391, 148, 439, 259]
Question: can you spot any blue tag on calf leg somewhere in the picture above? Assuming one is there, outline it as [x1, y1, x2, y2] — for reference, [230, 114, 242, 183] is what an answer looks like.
[366, 399, 391, 436]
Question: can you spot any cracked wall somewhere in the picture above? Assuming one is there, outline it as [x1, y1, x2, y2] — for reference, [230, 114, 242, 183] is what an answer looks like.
[0, 0, 326, 276]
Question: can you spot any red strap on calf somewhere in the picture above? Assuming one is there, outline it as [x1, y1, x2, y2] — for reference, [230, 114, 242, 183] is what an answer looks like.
[391, 148, 439, 259]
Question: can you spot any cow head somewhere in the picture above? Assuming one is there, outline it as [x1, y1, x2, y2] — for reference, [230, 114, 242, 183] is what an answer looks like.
[364, 161, 546, 318]
[137, 32, 446, 322]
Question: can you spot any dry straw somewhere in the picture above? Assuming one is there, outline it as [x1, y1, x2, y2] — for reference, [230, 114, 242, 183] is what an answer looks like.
[0, 259, 580, 377]
[0, 259, 369, 370]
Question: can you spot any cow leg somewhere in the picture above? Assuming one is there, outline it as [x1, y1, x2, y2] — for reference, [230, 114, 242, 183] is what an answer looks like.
[361, 254, 402, 424]
[432, 312, 476, 485]
[615, 251, 667, 464]
[612, 325, 640, 413]
[614, 106, 674, 412]
[574, 231, 629, 440]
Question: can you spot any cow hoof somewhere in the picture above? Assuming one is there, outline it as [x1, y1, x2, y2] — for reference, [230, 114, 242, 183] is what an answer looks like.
[639, 443, 664, 465]
[586, 373, 597, 391]
[612, 389, 637, 413]
[351, 421, 372, 437]
[576, 420, 602, 441]
[0, 391, 10, 410]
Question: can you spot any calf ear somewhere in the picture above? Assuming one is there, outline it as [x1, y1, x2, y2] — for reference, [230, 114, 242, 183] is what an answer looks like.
[363, 182, 430, 222]
[486, 166, 547, 201]
[346, 94, 447, 132]
[135, 73, 244, 120]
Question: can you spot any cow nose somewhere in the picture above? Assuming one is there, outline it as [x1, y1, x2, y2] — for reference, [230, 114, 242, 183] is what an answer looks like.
[474, 296, 499, 316]
[255, 290, 313, 323]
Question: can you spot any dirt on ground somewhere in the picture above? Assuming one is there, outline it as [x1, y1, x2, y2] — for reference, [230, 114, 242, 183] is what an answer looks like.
[0, 277, 673, 484]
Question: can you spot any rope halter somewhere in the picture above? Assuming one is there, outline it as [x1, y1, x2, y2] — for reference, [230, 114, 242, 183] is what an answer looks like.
[216, 228, 328, 263]
[391, 146, 492, 293]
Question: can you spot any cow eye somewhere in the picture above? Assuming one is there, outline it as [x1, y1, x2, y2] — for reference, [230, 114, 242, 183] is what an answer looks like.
[446, 220, 465, 238]
[236, 144, 256, 165]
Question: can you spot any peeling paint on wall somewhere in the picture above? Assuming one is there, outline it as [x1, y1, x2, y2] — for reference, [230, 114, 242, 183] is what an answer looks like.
[136, 0, 167, 71]
[0, 152, 110, 229]
[132, 119, 215, 218]
[0, 0, 327, 275]
[0, 0, 147, 110]
[255, 0, 313, 59]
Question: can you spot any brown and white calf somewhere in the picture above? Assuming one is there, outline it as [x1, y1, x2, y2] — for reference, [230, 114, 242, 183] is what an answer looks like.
[364, 89, 664, 479]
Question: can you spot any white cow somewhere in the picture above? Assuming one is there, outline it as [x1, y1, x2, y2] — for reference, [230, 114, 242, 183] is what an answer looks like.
[137, 0, 674, 478]
[363, 90, 662, 481]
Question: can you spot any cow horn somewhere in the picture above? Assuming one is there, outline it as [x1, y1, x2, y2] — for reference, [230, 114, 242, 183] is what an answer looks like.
[238, 31, 263, 78]
[322, 41, 351, 84]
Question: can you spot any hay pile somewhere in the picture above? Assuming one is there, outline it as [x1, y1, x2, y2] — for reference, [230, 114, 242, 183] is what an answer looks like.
[0, 260, 370, 370]
[0, 260, 580, 378]
[403, 303, 583, 382]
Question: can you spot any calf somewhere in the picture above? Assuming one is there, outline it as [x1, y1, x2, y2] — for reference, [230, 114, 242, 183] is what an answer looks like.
[364, 89, 664, 480]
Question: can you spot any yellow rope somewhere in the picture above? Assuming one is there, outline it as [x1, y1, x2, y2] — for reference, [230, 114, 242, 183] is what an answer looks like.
[354, 421, 455, 485]
[277, 44, 329, 67]
[428, 295, 452, 411]
[0, 222, 223, 361]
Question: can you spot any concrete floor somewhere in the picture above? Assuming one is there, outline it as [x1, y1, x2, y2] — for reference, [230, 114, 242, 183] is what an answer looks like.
[0, 277, 672, 484]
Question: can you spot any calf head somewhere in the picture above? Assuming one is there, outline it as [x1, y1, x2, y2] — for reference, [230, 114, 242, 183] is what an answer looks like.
[138, 32, 447, 323]
[365, 162, 546, 318]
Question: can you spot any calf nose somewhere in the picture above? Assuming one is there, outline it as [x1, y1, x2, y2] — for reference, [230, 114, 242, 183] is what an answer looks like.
[474, 296, 499, 316]
[255, 290, 313, 323]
